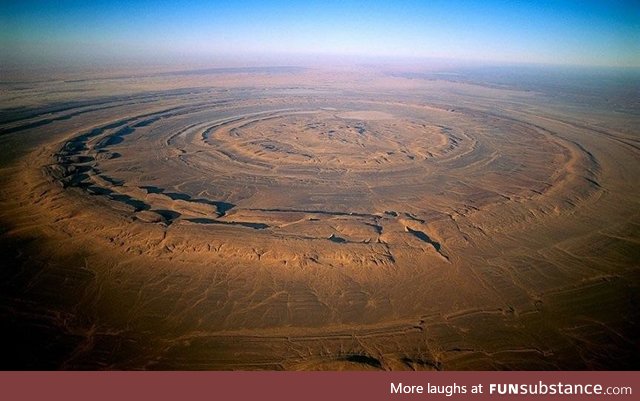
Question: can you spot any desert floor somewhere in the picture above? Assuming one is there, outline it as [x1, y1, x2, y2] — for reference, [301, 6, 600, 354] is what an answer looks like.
[0, 66, 638, 369]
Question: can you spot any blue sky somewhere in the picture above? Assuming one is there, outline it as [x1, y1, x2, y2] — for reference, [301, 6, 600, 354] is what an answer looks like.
[1, 0, 639, 67]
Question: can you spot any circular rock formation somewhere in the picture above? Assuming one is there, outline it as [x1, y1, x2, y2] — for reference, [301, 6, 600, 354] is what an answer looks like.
[46, 95, 593, 268]
[2, 77, 638, 370]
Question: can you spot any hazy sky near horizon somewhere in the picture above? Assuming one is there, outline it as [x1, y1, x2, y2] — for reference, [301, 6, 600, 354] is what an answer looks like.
[1, 0, 639, 67]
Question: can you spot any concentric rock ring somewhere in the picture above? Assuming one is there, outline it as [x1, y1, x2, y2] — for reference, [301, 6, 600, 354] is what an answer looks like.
[45, 93, 601, 269]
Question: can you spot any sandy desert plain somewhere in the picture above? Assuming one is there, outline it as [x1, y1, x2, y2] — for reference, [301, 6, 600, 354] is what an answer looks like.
[0, 65, 638, 370]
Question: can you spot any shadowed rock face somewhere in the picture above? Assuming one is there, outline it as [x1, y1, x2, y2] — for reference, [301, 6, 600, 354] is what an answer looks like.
[0, 66, 638, 370]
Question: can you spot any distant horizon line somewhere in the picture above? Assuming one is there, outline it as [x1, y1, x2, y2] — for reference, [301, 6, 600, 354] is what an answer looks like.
[2, 52, 639, 72]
